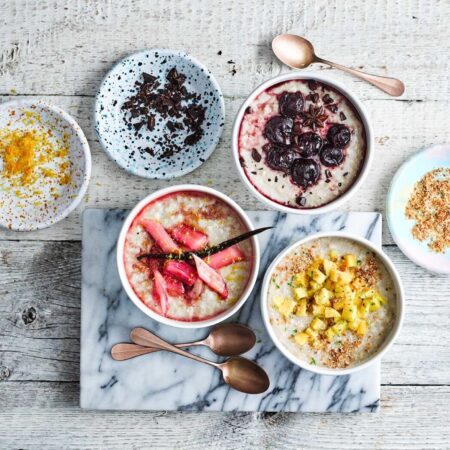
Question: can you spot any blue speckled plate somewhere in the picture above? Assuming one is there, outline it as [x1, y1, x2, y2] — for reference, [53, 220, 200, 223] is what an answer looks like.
[387, 144, 450, 274]
[95, 49, 225, 179]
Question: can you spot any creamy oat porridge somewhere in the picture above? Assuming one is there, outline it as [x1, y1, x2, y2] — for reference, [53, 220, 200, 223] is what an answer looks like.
[267, 237, 395, 369]
[124, 191, 253, 321]
[238, 79, 366, 209]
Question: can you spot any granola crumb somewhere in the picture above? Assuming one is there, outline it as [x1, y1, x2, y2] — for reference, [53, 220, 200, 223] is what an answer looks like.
[405, 168, 450, 253]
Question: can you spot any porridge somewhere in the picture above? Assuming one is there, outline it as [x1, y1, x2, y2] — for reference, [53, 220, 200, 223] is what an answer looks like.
[124, 191, 253, 321]
[238, 79, 367, 209]
[267, 237, 395, 368]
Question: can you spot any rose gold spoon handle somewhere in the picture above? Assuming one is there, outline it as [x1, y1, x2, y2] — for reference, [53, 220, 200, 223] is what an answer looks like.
[111, 342, 202, 361]
[129, 327, 270, 394]
[272, 34, 405, 97]
[315, 56, 405, 97]
[130, 327, 218, 368]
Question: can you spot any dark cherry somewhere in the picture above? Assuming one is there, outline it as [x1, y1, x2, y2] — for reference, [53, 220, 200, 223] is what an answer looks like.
[264, 115, 293, 146]
[291, 158, 320, 188]
[327, 124, 351, 148]
[266, 147, 298, 172]
[279, 92, 304, 117]
[295, 132, 323, 158]
[320, 143, 345, 167]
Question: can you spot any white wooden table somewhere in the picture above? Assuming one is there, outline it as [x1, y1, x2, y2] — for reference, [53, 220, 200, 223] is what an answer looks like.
[1, 1, 449, 448]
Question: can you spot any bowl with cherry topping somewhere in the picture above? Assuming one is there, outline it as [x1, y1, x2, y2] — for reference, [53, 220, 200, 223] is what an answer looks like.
[261, 232, 404, 375]
[117, 185, 261, 328]
[232, 73, 373, 213]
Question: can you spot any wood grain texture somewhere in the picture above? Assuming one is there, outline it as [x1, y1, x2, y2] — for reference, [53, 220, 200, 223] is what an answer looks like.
[1, 0, 449, 447]
[1, 384, 449, 449]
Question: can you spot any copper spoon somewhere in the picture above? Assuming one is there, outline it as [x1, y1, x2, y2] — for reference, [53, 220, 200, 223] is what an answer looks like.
[272, 34, 405, 97]
[111, 323, 256, 361]
[130, 327, 270, 394]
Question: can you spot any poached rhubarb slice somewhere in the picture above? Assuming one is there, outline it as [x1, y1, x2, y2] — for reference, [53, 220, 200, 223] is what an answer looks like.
[152, 269, 169, 315]
[186, 278, 204, 303]
[192, 254, 228, 299]
[163, 274, 185, 297]
[171, 224, 208, 250]
[141, 219, 179, 253]
[163, 260, 197, 286]
[205, 245, 245, 270]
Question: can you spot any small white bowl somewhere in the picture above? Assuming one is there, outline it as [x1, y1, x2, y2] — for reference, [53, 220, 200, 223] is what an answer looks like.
[260, 231, 404, 375]
[0, 99, 91, 231]
[232, 72, 374, 215]
[117, 184, 260, 329]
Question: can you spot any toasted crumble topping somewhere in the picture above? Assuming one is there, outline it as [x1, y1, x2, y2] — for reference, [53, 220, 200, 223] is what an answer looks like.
[405, 168, 450, 253]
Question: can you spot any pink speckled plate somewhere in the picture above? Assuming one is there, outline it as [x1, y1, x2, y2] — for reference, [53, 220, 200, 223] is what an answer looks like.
[0, 100, 91, 231]
[386, 144, 450, 274]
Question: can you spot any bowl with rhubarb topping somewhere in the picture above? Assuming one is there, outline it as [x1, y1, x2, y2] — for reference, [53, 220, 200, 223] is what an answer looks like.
[117, 185, 261, 328]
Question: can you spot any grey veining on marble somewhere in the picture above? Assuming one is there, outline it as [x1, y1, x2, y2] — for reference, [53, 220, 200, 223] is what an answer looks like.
[81, 210, 381, 412]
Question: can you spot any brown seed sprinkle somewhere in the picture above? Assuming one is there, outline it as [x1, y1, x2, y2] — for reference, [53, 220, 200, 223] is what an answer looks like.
[405, 168, 450, 253]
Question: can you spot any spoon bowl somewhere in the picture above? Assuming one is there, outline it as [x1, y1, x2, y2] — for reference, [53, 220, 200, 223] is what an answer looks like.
[220, 356, 270, 394]
[272, 34, 315, 69]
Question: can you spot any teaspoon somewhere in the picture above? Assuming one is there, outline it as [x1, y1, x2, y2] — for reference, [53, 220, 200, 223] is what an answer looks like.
[111, 323, 256, 361]
[130, 327, 270, 394]
[272, 34, 405, 97]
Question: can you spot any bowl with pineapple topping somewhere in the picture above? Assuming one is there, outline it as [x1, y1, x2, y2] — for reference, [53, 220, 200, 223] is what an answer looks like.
[261, 232, 404, 375]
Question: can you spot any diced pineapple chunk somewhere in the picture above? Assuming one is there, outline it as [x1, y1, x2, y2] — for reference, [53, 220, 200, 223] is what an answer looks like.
[331, 320, 348, 335]
[314, 287, 332, 305]
[292, 272, 308, 287]
[336, 270, 353, 285]
[312, 304, 325, 316]
[273, 296, 285, 308]
[323, 259, 337, 276]
[305, 327, 319, 341]
[329, 268, 339, 282]
[311, 317, 327, 330]
[357, 320, 368, 336]
[329, 249, 338, 261]
[324, 307, 340, 319]
[296, 298, 307, 316]
[324, 278, 335, 291]
[364, 297, 381, 312]
[360, 289, 376, 299]
[333, 299, 345, 310]
[348, 318, 361, 331]
[311, 269, 327, 285]
[293, 286, 308, 300]
[325, 327, 336, 342]
[344, 253, 357, 268]
[342, 304, 358, 322]
[278, 298, 297, 318]
[358, 304, 369, 319]
[294, 332, 309, 345]
[308, 280, 322, 293]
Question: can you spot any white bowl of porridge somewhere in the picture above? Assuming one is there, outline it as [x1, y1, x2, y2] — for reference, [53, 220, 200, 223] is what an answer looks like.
[261, 232, 404, 375]
[117, 185, 260, 329]
[232, 72, 374, 214]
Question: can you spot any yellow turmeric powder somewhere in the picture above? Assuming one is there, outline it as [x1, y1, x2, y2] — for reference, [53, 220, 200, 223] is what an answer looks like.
[0, 126, 71, 193]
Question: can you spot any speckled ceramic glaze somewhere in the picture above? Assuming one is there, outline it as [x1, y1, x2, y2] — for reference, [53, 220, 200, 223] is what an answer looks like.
[95, 49, 225, 179]
[387, 144, 450, 274]
[0, 99, 91, 231]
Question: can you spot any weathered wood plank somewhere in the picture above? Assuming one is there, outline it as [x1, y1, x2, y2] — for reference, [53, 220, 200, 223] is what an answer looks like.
[0, 95, 448, 243]
[1, 241, 449, 385]
[0, 0, 448, 102]
[0, 383, 449, 449]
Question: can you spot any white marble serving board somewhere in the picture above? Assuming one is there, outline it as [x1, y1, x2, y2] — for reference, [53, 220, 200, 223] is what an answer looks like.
[81, 210, 381, 412]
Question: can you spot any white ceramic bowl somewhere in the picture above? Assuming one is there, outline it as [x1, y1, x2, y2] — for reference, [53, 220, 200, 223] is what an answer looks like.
[260, 231, 404, 375]
[117, 184, 260, 329]
[232, 72, 374, 215]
